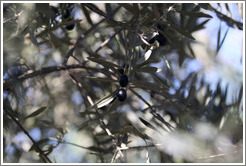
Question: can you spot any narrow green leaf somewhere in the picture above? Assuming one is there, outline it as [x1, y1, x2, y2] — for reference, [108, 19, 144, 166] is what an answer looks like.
[91, 90, 118, 109]
[163, 55, 171, 69]
[29, 138, 50, 151]
[107, 98, 120, 113]
[139, 117, 157, 131]
[136, 46, 153, 65]
[190, 19, 210, 32]
[135, 66, 161, 73]
[141, 10, 155, 25]
[185, 85, 196, 104]
[131, 79, 168, 91]
[237, 85, 243, 104]
[175, 10, 213, 18]
[132, 3, 140, 18]
[152, 4, 160, 19]
[197, 3, 214, 11]
[217, 22, 221, 53]
[119, 3, 135, 15]
[168, 22, 195, 40]
[217, 27, 229, 54]
[187, 43, 196, 58]
[225, 3, 232, 15]
[105, 3, 112, 15]
[25, 107, 47, 120]
[87, 146, 112, 153]
[84, 76, 117, 82]
[176, 72, 195, 94]
[87, 57, 121, 69]
[81, 5, 93, 26]
[220, 84, 228, 104]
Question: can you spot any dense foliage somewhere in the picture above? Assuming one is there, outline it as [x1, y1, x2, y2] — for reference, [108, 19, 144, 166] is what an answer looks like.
[2, 3, 244, 163]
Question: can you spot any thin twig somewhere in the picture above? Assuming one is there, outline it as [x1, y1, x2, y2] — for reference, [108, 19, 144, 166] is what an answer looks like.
[95, 26, 125, 53]
[119, 143, 162, 151]
[3, 64, 107, 91]
[3, 103, 52, 163]
[83, 4, 123, 26]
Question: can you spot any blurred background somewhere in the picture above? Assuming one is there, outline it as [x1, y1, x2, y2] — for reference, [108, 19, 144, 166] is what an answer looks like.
[2, 3, 244, 163]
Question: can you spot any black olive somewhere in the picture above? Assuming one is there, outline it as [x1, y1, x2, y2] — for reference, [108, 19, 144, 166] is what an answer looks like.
[117, 89, 127, 102]
[155, 34, 167, 46]
[66, 23, 75, 30]
[156, 23, 166, 32]
[148, 36, 156, 44]
[118, 68, 124, 75]
[63, 9, 70, 19]
[119, 75, 129, 87]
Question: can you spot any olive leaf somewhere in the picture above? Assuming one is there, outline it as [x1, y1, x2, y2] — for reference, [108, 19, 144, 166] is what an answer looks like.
[136, 46, 153, 65]
[216, 24, 229, 54]
[168, 21, 195, 40]
[107, 99, 120, 113]
[24, 107, 47, 120]
[91, 90, 118, 109]
[139, 117, 157, 131]
[135, 66, 162, 73]
[175, 10, 213, 18]
[29, 138, 50, 152]
[119, 4, 135, 15]
[87, 57, 121, 69]
[190, 19, 211, 32]
[84, 76, 117, 82]
[81, 4, 93, 26]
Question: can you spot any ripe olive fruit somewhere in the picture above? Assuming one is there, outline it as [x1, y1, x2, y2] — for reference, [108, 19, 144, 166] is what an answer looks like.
[118, 68, 124, 75]
[66, 18, 75, 30]
[156, 23, 166, 32]
[66, 23, 75, 30]
[155, 34, 167, 46]
[117, 89, 127, 102]
[148, 37, 156, 44]
[63, 9, 70, 19]
[119, 75, 129, 87]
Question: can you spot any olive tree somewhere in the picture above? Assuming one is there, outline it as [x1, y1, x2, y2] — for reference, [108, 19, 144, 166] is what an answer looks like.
[2, 3, 243, 163]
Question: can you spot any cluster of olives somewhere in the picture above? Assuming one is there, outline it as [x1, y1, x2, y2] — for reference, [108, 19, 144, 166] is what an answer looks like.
[116, 65, 129, 102]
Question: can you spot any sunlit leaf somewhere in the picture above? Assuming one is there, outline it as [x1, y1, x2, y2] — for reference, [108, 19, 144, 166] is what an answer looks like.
[91, 90, 118, 109]
[136, 46, 153, 65]
[107, 99, 120, 113]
